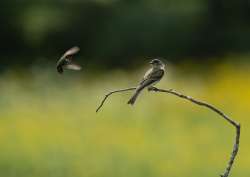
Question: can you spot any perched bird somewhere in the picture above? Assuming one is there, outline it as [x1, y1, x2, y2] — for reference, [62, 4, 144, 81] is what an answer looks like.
[56, 46, 82, 74]
[128, 59, 165, 105]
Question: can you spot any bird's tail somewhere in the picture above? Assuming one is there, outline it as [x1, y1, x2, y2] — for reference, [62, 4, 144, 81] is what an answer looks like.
[128, 88, 142, 105]
[57, 66, 63, 74]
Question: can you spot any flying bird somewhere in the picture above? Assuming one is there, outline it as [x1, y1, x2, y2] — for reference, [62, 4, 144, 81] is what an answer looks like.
[56, 46, 82, 74]
[128, 59, 165, 105]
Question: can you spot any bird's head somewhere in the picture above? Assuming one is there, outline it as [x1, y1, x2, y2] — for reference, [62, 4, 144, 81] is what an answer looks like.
[149, 59, 165, 68]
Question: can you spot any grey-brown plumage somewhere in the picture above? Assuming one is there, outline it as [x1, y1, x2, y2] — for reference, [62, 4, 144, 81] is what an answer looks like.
[56, 46, 82, 74]
[128, 59, 165, 105]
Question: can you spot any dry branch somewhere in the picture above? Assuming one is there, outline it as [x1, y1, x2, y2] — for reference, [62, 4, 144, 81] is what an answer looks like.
[149, 87, 240, 177]
[96, 87, 136, 113]
[96, 86, 240, 177]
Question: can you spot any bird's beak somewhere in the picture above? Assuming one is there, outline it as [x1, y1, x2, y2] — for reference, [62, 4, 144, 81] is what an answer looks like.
[149, 61, 153, 64]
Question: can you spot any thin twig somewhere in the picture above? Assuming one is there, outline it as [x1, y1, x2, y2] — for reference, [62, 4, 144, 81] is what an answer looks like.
[96, 86, 240, 177]
[149, 87, 240, 177]
[96, 87, 136, 113]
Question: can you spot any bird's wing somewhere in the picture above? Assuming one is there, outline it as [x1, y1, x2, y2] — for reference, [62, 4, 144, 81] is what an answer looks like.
[65, 63, 82, 71]
[60, 46, 80, 60]
[140, 69, 164, 86]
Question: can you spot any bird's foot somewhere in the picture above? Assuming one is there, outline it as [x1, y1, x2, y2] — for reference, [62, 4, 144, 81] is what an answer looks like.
[148, 87, 157, 92]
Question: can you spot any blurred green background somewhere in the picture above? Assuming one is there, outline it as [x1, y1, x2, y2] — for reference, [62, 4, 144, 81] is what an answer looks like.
[1, 0, 250, 177]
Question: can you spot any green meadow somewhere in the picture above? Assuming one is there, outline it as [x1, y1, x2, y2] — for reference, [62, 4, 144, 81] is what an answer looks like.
[0, 63, 249, 177]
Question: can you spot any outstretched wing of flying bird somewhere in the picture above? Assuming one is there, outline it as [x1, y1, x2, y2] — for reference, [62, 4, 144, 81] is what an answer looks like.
[60, 46, 80, 60]
[56, 46, 81, 74]
[65, 63, 82, 70]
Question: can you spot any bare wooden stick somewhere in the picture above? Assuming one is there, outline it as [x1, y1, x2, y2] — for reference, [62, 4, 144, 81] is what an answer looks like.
[149, 87, 240, 177]
[96, 86, 240, 177]
[96, 87, 136, 113]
